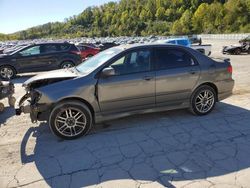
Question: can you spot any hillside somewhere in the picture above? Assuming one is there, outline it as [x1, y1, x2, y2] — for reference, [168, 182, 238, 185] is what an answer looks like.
[1, 0, 250, 40]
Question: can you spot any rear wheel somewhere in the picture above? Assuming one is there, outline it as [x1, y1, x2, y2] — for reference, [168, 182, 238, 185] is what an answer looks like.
[49, 100, 93, 139]
[234, 48, 241, 55]
[0, 66, 16, 79]
[61, 61, 74, 69]
[190, 85, 216, 115]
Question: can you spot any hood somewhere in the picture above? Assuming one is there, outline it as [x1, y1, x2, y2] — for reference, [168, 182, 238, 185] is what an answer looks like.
[23, 68, 79, 89]
[0, 54, 10, 58]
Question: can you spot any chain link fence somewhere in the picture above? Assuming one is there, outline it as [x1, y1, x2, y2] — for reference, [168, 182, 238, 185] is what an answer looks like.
[198, 33, 250, 40]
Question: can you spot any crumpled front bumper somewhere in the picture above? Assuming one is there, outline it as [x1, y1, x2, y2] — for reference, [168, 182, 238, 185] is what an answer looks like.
[15, 93, 50, 123]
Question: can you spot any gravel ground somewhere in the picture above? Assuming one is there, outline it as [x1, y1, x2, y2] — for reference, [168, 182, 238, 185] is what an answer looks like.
[0, 39, 250, 188]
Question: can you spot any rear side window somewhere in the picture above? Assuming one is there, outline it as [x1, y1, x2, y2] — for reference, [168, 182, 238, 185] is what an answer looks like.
[154, 48, 197, 70]
[59, 44, 70, 51]
[43, 44, 58, 53]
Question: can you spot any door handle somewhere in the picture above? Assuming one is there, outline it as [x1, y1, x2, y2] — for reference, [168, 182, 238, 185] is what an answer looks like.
[143, 76, 153, 81]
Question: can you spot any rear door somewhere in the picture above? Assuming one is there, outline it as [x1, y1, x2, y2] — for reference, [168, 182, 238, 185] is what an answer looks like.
[38, 44, 60, 70]
[98, 48, 156, 113]
[154, 47, 200, 107]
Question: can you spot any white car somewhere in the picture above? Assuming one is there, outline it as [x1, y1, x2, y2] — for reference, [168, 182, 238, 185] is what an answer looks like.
[157, 38, 212, 56]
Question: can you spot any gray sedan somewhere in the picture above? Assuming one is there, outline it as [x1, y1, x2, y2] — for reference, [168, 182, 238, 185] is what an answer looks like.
[16, 44, 234, 139]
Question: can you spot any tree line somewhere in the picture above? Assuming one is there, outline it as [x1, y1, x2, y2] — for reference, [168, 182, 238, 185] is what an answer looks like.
[1, 0, 249, 41]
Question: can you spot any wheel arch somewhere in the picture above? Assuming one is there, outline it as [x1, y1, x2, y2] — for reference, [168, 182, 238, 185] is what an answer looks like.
[0, 64, 17, 73]
[193, 82, 218, 101]
[60, 60, 75, 67]
[54, 97, 95, 122]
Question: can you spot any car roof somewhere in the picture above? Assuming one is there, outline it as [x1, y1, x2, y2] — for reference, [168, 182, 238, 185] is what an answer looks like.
[112, 43, 190, 51]
[114, 43, 184, 50]
[30, 42, 71, 45]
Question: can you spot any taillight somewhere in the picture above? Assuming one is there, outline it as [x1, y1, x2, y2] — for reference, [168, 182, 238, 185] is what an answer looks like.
[227, 65, 233, 74]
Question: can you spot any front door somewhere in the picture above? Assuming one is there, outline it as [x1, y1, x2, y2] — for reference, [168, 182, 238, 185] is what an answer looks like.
[16, 45, 54, 72]
[98, 49, 155, 113]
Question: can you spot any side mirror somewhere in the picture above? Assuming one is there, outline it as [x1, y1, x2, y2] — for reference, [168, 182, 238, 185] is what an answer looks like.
[101, 67, 115, 77]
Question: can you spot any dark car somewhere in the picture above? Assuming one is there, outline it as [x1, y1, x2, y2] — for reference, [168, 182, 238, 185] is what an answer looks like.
[16, 44, 234, 139]
[0, 42, 82, 79]
[222, 36, 250, 55]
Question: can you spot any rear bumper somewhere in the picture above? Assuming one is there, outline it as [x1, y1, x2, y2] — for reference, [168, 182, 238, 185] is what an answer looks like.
[217, 79, 235, 101]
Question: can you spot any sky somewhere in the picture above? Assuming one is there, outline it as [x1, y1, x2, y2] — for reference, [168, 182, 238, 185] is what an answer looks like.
[0, 0, 116, 34]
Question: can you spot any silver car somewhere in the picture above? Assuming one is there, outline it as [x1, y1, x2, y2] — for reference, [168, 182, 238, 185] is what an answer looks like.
[16, 44, 234, 139]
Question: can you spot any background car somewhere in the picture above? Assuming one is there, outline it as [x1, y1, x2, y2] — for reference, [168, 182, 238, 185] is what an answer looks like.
[157, 38, 212, 56]
[223, 36, 250, 55]
[76, 45, 100, 60]
[0, 42, 81, 79]
[16, 44, 234, 139]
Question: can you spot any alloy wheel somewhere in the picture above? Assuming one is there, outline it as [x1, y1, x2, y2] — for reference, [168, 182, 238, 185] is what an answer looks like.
[62, 63, 73, 69]
[194, 90, 215, 113]
[54, 107, 87, 137]
[0, 67, 14, 79]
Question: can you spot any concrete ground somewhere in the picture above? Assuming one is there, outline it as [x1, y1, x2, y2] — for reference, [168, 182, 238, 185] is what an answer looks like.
[0, 39, 250, 188]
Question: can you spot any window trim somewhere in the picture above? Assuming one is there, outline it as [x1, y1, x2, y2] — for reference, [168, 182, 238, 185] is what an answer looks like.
[102, 47, 154, 77]
[152, 46, 200, 71]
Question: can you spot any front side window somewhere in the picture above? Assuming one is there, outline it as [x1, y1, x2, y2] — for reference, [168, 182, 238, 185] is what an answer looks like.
[19, 46, 40, 56]
[155, 48, 197, 70]
[110, 49, 151, 75]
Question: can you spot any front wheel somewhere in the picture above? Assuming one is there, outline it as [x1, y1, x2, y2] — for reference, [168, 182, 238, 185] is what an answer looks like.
[49, 100, 92, 139]
[189, 85, 216, 115]
[234, 48, 241, 55]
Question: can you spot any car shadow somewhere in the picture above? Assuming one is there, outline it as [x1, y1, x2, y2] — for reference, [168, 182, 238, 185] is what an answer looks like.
[0, 106, 15, 126]
[20, 102, 250, 187]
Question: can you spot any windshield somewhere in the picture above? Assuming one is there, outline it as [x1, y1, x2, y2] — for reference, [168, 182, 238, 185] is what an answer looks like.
[9, 46, 29, 55]
[76, 47, 122, 74]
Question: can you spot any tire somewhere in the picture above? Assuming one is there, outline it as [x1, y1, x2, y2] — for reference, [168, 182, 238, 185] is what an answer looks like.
[189, 85, 216, 116]
[8, 96, 16, 107]
[87, 54, 93, 58]
[234, 48, 241, 55]
[61, 61, 75, 69]
[49, 100, 93, 139]
[0, 66, 16, 80]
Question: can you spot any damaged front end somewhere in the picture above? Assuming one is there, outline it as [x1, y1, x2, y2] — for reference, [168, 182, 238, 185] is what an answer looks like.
[15, 86, 51, 123]
[15, 72, 77, 123]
